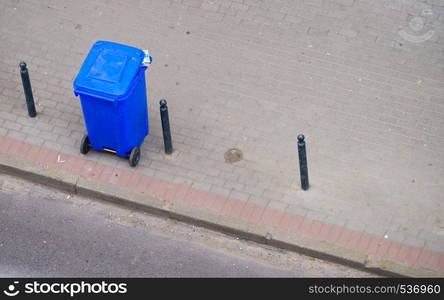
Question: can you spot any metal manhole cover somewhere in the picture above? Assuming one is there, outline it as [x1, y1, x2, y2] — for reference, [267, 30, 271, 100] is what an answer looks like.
[224, 148, 243, 163]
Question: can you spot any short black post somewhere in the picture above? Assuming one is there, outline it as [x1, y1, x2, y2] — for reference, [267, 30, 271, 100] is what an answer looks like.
[19, 62, 37, 117]
[297, 134, 309, 190]
[159, 99, 173, 154]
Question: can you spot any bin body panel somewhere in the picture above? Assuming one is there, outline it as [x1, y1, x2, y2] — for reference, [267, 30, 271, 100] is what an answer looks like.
[74, 41, 149, 158]
[78, 71, 148, 157]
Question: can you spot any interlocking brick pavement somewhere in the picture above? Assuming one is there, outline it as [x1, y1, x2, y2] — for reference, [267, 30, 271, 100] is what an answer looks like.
[0, 0, 443, 264]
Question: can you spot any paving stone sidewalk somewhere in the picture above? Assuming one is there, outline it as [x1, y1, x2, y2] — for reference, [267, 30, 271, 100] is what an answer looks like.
[0, 0, 443, 272]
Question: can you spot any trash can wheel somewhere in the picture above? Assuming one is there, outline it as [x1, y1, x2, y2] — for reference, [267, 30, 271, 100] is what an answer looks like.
[80, 134, 91, 155]
[129, 147, 140, 167]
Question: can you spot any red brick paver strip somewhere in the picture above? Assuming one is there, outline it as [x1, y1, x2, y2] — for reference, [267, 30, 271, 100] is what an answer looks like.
[1, 134, 442, 275]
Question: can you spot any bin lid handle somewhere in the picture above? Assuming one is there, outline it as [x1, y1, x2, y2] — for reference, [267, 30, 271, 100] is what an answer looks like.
[142, 50, 152, 66]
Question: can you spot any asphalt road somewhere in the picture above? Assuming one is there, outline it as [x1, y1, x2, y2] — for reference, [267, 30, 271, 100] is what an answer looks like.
[0, 173, 376, 277]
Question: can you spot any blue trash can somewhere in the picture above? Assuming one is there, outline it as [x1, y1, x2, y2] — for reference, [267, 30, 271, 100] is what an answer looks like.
[73, 41, 152, 166]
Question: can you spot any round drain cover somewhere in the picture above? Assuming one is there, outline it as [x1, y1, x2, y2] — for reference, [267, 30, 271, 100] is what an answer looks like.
[224, 148, 243, 163]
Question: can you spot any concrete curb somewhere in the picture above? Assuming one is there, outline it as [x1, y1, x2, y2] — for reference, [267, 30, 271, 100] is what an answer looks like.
[0, 151, 442, 277]
[0, 153, 78, 193]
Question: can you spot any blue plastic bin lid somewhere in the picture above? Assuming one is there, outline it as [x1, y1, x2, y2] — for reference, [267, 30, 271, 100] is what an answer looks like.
[73, 41, 146, 101]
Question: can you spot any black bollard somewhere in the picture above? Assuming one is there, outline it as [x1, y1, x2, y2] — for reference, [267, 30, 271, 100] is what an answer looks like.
[19, 62, 37, 117]
[297, 134, 309, 190]
[159, 99, 173, 154]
